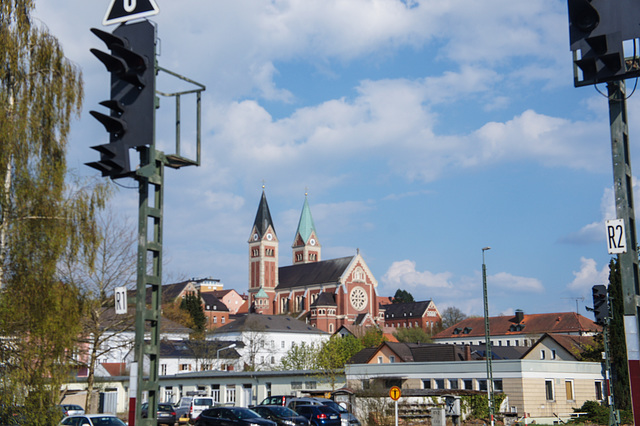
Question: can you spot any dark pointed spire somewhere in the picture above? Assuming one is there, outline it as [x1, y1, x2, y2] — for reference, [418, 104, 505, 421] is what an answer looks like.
[253, 190, 276, 237]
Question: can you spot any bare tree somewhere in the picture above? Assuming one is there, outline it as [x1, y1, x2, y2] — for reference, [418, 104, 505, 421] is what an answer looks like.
[440, 306, 468, 330]
[58, 208, 137, 412]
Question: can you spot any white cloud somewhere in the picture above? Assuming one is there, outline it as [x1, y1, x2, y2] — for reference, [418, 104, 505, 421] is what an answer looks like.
[489, 272, 544, 293]
[567, 257, 610, 292]
[382, 260, 453, 291]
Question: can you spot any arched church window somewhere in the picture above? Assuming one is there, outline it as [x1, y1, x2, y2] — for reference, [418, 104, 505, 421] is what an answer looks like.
[353, 267, 365, 282]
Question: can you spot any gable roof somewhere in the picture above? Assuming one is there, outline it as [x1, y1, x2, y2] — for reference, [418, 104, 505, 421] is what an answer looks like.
[522, 333, 597, 360]
[201, 293, 229, 312]
[159, 339, 242, 359]
[433, 312, 600, 339]
[382, 301, 433, 320]
[278, 256, 354, 290]
[212, 313, 329, 335]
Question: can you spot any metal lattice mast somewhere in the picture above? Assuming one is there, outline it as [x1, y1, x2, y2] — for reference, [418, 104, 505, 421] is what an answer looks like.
[608, 80, 640, 421]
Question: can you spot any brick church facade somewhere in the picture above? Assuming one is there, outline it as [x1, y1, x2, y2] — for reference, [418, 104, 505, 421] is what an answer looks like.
[247, 191, 383, 333]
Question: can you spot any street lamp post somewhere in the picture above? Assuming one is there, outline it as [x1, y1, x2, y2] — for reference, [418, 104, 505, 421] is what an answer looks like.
[216, 343, 237, 370]
[482, 246, 495, 426]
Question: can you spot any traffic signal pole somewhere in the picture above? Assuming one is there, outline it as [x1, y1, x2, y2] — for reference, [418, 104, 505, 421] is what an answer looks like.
[608, 80, 640, 425]
[89, 18, 205, 426]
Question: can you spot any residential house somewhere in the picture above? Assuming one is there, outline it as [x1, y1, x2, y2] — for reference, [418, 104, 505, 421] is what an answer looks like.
[346, 334, 603, 420]
[201, 293, 230, 329]
[432, 310, 600, 347]
[157, 339, 242, 375]
[381, 300, 441, 333]
[208, 289, 246, 314]
[210, 313, 330, 370]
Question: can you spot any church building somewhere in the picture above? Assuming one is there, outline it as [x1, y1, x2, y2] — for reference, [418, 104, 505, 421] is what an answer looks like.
[247, 191, 383, 333]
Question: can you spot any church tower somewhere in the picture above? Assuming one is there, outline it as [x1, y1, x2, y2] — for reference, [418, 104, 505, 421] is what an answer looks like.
[248, 190, 278, 314]
[292, 194, 321, 264]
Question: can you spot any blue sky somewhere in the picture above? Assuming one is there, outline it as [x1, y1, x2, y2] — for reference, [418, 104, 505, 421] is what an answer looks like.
[33, 0, 637, 318]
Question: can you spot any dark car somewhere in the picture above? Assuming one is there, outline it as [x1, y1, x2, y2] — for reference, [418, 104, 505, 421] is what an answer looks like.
[194, 407, 276, 426]
[253, 405, 310, 426]
[287, 398, 360, 426]
[292, 405, 341, 426]
[141, 402, 177, 425]
[258, 395, 296, 407]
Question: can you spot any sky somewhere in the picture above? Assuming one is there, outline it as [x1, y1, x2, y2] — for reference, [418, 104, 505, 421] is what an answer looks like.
[31, 0, 639, 319]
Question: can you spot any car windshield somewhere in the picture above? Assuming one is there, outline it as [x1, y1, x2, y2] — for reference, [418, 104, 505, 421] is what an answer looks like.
[267, 406, 298, 417]
[91, 416, 127, 426]
[230, 408, 260, 419]
[194, 398, 212, 405]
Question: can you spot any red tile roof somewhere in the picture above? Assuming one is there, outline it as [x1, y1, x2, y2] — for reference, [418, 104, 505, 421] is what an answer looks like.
[433, 311, 600, 339]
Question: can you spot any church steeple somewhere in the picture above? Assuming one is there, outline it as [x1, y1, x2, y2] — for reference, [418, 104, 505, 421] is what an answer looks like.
[292, 194, 321, 264]
[248, 189, 278, 314]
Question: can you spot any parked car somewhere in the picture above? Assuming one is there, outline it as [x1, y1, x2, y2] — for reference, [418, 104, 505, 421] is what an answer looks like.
[291, 405, 341, 426]
[141, 401, 177, 425]
[190, 397, 216, 422]
[258, 395, 296, 407]
[252, 405, 310, 426]
[173, 397, 192, 423]
[194, 407, 276, 426]
[58, 404, 85, 417]
[59, 414, 127, 426]
[287, 398, 360, 426]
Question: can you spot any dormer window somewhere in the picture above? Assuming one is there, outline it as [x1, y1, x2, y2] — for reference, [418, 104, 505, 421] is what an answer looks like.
[453, 328, 461, 335]
[463, 327, 472, 334]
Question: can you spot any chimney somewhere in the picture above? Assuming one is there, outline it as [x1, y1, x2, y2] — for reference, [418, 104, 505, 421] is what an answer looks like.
[465, 344, 472, 361]
[515, 309, 524, 323]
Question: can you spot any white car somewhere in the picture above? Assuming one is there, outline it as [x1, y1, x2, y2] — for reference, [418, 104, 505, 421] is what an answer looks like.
[189, 397, 216, 421]
[59, 414, 127, 426]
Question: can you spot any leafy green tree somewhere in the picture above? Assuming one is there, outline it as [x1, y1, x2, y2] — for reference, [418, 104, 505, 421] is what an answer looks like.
[317, 336, 364, 389]
[392, 289, 414, 304]
[0, 2, 107, 424]
[361, 327, 384, 348]
[181, 293, 206, 337]
[608, 258, 631, 410]
[393, 327, 432, 343]
[278, 341, 319, 370]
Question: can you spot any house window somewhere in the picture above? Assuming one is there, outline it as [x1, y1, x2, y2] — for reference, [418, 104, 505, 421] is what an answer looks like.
[540, 350, 546, 360]
[212, 385, 220, 403]
[377, 356, 383, 364]
[423, 379, 431, 389]
[435, 379, 445, 389]
[281, 341, 285, 349]
[305, 381, 317, 390]
[213, 316, 217, 324]
[565, 380, 575, 401]
[329, 324, 334, 333]
[463, 379, 473, 390]
[292, 382, 303, 390]
[161, 364, 167, 375]
[545, 380, 555, 401]
[595, 381, 604, 400]
[551, 349, 557, 360]
[179, 364, 190, 371]
[493, 379, 503, 392]
[478, 380, 487, 391]
[390, 356, 396, 363]
[226, 386, 236, 404]
[448, 379, 459, 390]
[221, 317, 225, 324]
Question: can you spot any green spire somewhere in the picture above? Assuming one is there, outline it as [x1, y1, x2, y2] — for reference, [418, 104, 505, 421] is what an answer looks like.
[295, 195, 317, 243]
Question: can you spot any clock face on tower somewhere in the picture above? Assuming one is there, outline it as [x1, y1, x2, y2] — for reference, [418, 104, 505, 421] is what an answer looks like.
[309, 238, 316, 246]
[253, 233, 259, 241]
[266, 233, 273, 241]
[350, 286, 368, 311]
